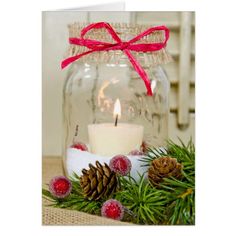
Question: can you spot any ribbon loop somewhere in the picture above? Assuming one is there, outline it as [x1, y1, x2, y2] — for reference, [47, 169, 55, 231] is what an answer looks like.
[62, 22, 170, 96]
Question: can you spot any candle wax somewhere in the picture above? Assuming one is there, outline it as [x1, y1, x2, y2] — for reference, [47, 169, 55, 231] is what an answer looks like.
[88, 123, 144, 156]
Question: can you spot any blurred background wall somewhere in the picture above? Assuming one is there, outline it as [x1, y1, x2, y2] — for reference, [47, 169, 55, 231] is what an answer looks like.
[42, 11, 195, 157]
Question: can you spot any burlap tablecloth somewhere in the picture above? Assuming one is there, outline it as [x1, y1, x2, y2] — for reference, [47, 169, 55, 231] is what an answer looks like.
[42, 156, 132, 225]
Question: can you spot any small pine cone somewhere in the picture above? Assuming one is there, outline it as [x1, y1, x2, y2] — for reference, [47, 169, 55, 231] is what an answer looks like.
[148, 157, 182, 187]
[80, 161, 118, 200]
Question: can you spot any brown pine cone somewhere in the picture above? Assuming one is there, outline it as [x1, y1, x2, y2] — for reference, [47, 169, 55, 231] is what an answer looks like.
[148, 157, 182, 187]
[80, 161, 117, 200]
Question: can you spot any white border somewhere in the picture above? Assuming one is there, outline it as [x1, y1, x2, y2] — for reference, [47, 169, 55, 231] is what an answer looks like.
[1, 0, 236, 235]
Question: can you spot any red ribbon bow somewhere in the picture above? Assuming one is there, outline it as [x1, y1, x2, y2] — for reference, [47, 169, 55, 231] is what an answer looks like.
[61, 22, 170, 96]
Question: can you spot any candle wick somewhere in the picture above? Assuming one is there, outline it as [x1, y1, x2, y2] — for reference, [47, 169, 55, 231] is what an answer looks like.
[114, 114, 118, 127]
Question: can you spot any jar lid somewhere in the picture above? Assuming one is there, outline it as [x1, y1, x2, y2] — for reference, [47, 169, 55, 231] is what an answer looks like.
[64, 22, 172, 66]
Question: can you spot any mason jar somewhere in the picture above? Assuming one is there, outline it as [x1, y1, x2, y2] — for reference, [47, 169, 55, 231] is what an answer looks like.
[61, 23, 171, 179]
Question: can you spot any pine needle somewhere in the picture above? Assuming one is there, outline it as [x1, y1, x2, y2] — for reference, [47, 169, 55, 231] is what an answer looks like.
[42, 139, 195, 225]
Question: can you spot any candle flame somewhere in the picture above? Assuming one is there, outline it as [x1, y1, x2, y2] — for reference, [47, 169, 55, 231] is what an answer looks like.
[113, 99, 121, 119]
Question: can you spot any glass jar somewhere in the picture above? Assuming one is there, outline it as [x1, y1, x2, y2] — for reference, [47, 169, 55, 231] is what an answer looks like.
[62, 23, 171, 179]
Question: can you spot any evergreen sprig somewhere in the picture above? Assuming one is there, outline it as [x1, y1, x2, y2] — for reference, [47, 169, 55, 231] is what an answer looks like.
[115, 174, 170, 224]
[42, 173, 102, 215]
[42, 139, 195, 225]
[139, 138, 195, 224]
[140, 138, 195, 170]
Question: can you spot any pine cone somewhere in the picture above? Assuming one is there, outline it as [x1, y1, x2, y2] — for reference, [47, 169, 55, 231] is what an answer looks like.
[80, 161, 117, 200]
[148, 157, 182, 187]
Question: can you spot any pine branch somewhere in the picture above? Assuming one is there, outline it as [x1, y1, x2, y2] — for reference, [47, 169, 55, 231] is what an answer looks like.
[139, 146, 168, 167]
[138, 138, 195, 225]
[115, 174, 170, 224]
[42, 173, 102, 215]
[140, 138, 195, 173]
[42, 139, 195, 225]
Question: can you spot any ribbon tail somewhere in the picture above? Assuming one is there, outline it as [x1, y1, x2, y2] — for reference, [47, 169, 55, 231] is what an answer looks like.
[61, 50, 95, 69]
[124, 50, 153, 96]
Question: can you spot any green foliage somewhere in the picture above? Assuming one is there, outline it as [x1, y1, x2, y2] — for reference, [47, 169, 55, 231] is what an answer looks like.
[139, 138, 195, 225]
[42, 139, 195, 225]
[115, 175, 170, 224]
[42, 173, 102, 215]
[140, 138, 195, 171]
[160, 177, 195, 225]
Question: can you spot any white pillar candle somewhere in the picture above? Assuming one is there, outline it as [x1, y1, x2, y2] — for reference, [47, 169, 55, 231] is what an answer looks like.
[88, 98, 144, 156]
[88, 123, 143, 156]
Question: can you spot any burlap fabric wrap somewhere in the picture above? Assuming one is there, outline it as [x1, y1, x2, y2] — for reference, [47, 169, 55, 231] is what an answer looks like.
[65, 22, 172, 65]
[42, 157, 132, 225]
